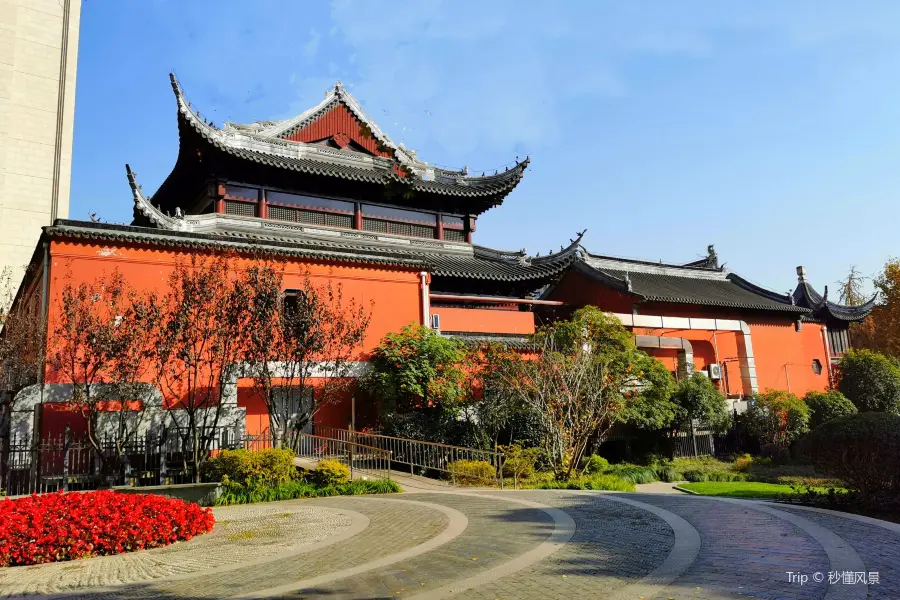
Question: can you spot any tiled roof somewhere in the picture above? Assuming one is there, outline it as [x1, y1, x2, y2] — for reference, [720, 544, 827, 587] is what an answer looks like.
[42, 219, 576, 286]
[441, 331, 535, 350]
[171, 74, 528, 203]
[571, 252, 810, 314]
[792, 280, 875, 322]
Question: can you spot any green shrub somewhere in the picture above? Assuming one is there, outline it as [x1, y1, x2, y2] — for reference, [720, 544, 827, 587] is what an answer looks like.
[746, 390, 809, 448]
[733, 454, 754, 472]
[804, 390, 858, 429]
[683, 469, 708, 482]
[606, 464, 659, 484]
[581, 454, 609, 475]
[216, 478, 401, 505]
[795, 412, 900, 502]
[500, 445, 540, 488]
[531, 474, 636, 492]
[655, 466, 682, 482]
[836, 349, 900, 414]
[448, 459, 495, 486]
[312, 459, 351, 487]
[203, 448, 297, 488]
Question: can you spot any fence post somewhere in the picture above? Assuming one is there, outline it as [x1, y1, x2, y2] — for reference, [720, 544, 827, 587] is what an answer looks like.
[159, 428, 168, 486]
[690, 419, 699, 457]
[62, 425, 70, 493]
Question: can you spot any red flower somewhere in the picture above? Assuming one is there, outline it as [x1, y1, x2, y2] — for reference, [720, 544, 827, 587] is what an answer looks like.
[0, 491, 215, 566]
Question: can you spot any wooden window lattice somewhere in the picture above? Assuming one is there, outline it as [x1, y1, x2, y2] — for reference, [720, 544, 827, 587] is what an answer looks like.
[225, 201, 256, 217]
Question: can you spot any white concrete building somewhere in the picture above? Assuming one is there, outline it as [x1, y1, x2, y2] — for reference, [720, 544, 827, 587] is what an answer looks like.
[0, 0, 81, 290]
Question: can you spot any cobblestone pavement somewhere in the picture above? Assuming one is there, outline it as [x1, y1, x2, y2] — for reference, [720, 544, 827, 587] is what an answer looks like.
[2, 490, 899, 600]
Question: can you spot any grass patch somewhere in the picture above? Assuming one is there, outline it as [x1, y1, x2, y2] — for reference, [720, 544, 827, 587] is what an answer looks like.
[679, 481, 843, 499]
[227, 531, 258, 541]
[216, 478, 401, 506]
[523, 474, 636, 492]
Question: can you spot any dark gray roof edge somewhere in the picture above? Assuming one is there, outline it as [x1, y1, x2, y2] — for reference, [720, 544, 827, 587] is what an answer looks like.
[44, 219, 428, 269]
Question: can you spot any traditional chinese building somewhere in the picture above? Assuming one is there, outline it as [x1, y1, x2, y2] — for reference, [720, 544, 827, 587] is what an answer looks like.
[8, 75, 872, 440]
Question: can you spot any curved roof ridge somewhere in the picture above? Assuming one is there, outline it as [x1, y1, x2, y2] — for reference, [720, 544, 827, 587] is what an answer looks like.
[257, 81, 420, 167]
[726, 272, 795, 305]
[792, 276, 877, 321]
[581, 250, 728, 281]
[126, 164, 191, 232]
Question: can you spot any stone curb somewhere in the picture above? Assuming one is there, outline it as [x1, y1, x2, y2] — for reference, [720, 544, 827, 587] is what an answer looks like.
[672, 485, 699, 495]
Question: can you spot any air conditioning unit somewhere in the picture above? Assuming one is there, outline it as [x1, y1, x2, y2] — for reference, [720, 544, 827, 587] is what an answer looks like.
[707, 363, 723, 380]
[431, 313, 441, 330]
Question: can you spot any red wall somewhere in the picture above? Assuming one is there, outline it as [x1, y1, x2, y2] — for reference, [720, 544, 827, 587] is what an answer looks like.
[42, 238, 425, 434]
[433, 306, 535, 334]
[547, 270, 830, 397]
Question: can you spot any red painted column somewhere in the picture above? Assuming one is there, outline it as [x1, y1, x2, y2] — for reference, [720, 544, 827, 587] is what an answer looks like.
[436, 215, 444, 240]
[215, 183, 226, 214]
[465, 215, 476, 243]
[258, 190, 268, 219]
[354, 203, 363, 230]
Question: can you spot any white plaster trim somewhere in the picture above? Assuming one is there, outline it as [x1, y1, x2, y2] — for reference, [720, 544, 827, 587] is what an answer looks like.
[614, 313, 759, 394]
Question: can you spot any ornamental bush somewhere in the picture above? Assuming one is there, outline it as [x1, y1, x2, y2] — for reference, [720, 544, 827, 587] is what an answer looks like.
[447, 459, 495, 485]
[745, 390, 809, 448]
[0, 490, 214, 566]
[836, 350, 900, 414]
[795, 412, 900, 502]
[312, 459, 351, 487]
[500, 445, 540, 488]
[581, 454, 610, 475]
[804, 390, 858, 429]
[202, 448, 297, 488]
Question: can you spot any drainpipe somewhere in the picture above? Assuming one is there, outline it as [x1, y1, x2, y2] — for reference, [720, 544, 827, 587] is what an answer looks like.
[821, 325, 834, 386]
[40, 243, 49, 386]
[419, 272, 430, 327]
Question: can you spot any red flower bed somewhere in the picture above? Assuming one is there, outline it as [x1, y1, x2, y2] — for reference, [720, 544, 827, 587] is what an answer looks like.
[0, 490, 215, 567]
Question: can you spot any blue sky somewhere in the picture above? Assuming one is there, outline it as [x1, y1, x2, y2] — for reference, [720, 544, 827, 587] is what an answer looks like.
[71, 1, 900, 295]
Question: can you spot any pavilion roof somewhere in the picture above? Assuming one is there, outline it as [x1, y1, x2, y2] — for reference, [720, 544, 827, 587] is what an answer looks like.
[792, 268, 875, 322]
[165, 74, 528, 210]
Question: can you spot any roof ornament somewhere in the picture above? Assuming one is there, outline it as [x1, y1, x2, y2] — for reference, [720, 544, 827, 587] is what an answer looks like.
[175, 207, 184, 219]
[624, 272, 633, 293]
[822, 285, 829, 303]
[707, 244, 719, 269]
[796, 265, 807, 282]
[789, 292, 795, 305]
[462, 165, 468, 175]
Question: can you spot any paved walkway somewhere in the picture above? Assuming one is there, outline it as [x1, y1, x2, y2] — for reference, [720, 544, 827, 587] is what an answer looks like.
[2, 490, 899, 599]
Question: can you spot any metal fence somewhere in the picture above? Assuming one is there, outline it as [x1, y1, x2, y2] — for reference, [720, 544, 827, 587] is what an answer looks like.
[316, 426, 505, 486]
[294, 433, 392, 482]
[0, 427, 397, 496]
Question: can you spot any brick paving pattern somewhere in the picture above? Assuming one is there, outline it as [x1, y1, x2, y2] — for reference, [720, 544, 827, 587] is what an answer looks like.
[3, 490, 899, 600]
[777, 506, 900, 600]
[453, 490, 675, 600]
[287, 493, 554, 599]
[634, 494, 831, 600]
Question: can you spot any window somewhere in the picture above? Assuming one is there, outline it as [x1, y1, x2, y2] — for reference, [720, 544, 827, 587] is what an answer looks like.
[443, 229, 466, 242]
[362, 204, 437, 225]
[272, 387, 313, 433]
[282, 289, 308, 322]
[225, 200, 255, 217]
[812, 359, 823, 376]
[267, 191, 354, 214]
